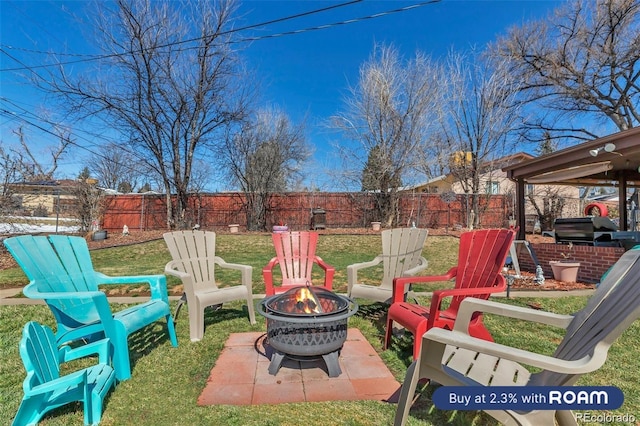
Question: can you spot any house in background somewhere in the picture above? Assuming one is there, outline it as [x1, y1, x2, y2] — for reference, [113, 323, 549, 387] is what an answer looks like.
[5, 180, 82, 217]
[405, 153, 537, 195]
[402, 152, 582, 228]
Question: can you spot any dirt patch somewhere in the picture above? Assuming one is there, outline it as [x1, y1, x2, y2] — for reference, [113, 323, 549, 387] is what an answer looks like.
[506, 270, 596, 291]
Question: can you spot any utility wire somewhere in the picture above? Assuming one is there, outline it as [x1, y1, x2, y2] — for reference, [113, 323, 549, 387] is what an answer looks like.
[1, 0, 440, 72]
[0, 0, 363, 71]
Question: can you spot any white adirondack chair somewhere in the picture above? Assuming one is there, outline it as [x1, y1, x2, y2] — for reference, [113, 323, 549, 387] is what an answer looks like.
[347, 227, 428, 303]
[395, 247, 640, 426]
[163, 230, 256, 342]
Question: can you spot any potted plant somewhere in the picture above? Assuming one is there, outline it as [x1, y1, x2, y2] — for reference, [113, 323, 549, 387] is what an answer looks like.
[549, 243, 580, 282]
[272, 222, 288, 233]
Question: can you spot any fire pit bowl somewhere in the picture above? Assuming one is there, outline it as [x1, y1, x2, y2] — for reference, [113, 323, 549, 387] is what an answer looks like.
[258, 286, 358, 377]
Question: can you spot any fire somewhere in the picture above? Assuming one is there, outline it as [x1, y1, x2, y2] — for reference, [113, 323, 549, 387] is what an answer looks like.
[294, 287, 321, 314]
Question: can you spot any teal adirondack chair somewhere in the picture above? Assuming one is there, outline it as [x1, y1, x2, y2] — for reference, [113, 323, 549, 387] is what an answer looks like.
[13, 321, 116, 425]
[4, 235, 178, 381]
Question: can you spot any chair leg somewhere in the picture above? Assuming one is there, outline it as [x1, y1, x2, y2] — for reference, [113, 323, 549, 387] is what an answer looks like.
[394, 360, 422, 426]
[188, 305, 204, 342]
[384, 316, 394, 350]
[246, 296, 256, 325]
[469, 320, 493, 342]
[174, 293, 187, 323]
[412, 322, 429, 360]
[12, 397, 43, 426]
[112, 339, 132, 382]
[166, 313, 178, 347]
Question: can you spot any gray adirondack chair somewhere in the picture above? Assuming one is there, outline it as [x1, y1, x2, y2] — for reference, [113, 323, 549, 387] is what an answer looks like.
[163, 230, 256, 342]
[395, 246, 640, 426]
[347, 227, 428, 303]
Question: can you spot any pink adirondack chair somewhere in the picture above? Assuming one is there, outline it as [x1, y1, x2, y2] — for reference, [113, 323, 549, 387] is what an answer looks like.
[385, 229, 515, 360]
[262, 231, 335, 296]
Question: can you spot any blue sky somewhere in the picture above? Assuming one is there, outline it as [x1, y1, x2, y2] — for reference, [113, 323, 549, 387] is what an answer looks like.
[0, 0, 562, 190]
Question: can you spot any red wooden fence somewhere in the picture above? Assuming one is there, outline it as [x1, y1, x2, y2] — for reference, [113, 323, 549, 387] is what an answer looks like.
[101, 192, 510, 232]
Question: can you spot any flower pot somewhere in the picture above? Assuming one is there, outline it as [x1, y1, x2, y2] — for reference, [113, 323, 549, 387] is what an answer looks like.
[549, 261, 580, 282]
[371, 222, 381, 231]
[272, 225, 288, 233]
[92, 230, 107, 241]
[228, 224, 239, 233]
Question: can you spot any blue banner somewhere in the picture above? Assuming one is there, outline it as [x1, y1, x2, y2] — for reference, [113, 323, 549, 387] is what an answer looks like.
[433, 386, 624, 411]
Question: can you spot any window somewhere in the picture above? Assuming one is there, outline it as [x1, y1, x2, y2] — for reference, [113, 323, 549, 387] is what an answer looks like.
[486, 181, 500, 194]
[526, 184, 534, 195]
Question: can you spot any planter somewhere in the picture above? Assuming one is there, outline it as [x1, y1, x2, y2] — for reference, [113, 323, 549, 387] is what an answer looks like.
[92, 230, 108, 241]
[371, 222, 381, 231]
[272, 225, 289, 233]
[228, 224, 240, 233]
[549, 261, 580, 282]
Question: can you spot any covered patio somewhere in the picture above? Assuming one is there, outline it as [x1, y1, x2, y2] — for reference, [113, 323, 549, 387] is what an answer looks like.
[504, 127, 640, 241]
[503, 127, 640, 282]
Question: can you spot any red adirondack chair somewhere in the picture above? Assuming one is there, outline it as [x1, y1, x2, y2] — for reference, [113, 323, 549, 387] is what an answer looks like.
[262, 231, 335, 296]
[384, 228, 515, 360]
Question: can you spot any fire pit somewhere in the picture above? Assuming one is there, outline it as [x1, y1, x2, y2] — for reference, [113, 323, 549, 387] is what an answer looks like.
[257, 285, 358, 377]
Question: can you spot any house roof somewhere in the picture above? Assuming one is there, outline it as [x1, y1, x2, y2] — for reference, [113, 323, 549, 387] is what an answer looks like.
[402, 152, 535, 191]
[503, 127, 640, 187]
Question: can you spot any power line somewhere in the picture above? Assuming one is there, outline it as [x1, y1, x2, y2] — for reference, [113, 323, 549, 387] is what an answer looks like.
[237, 0, 440, 42]
[1, 0, 440, 72]
[0, 0, 364, 71]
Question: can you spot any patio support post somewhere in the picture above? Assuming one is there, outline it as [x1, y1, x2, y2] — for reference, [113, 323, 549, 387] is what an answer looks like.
[515, 178, 526, 240]
[619, 171, 628, 231]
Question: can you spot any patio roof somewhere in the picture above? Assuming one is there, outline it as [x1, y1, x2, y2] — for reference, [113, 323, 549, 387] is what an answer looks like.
[503, 126, 640, 238]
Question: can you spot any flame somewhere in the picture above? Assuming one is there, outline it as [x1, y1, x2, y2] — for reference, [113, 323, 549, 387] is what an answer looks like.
[295, 287, 320, 314]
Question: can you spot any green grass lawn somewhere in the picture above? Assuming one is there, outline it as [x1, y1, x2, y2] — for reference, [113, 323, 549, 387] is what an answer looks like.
[1, 233, 638, 425]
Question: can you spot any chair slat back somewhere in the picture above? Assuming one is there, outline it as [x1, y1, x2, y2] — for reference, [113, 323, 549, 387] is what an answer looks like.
[164, 230, 218, 291]
[380, 228, 428, 290]
[451, 229, 514, 309]
[20, 322, 61, 386]
[272, 231, 318, 285]
[4, 235, 98, 293]
[532, 247, 640, 386]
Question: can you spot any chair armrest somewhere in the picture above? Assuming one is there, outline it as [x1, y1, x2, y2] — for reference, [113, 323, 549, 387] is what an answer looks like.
[164, 261, 197, 303]
[314, 255, 335, 290]
[262, 256, 279, 294]
[164, 261, 189, 280]
[215, 257, 253, 290]
[452, 297, 575, 334]
[422, 327, 604, 375]
[347, 256, 384, 292]
[60, 338, 112, 364]
[402, 257, 429, 277]
[23, 281, 107, 302]
[94, 271, 169, 303]
[391, 267, 457, 303]
[25, 370, 87, 396]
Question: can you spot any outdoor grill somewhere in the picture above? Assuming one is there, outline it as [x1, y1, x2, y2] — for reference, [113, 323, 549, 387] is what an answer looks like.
[554, 217, 618, 245]
[553, 217, 640, 248]
[257, 285, 358, 377]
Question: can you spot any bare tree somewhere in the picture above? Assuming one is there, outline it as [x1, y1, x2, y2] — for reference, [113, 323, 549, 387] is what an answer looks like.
[332, 43, 441, 226]
[493, 0, 640, 142]
[42, 0, 252, 229]
[71, 167, 106, 233]
[0, 145, 21, 216]
[222, 106, 309, 231]
[431, 51, 523, 228]
[12, 126, 71, 181]
[527, 133, 566, 230]
[87, 143, 140, 192]
[0, 127, 71, 222]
